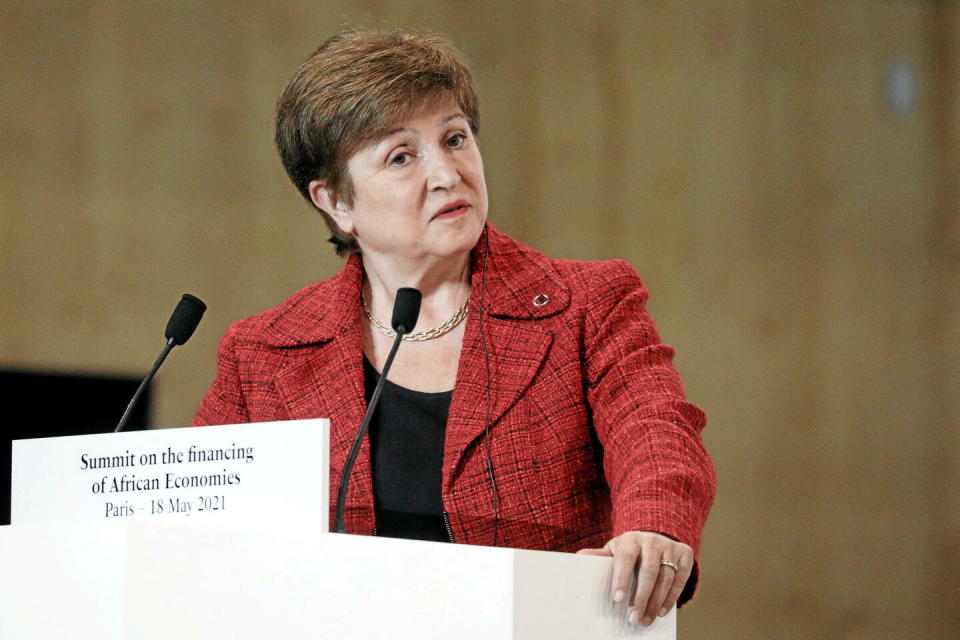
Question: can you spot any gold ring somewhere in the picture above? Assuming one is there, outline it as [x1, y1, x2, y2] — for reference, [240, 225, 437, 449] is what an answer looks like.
[660, 559, 679, 571]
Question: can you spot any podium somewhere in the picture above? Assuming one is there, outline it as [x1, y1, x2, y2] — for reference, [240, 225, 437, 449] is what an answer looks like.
[2, 422, 677, 638]
[0, 520, 676, 638]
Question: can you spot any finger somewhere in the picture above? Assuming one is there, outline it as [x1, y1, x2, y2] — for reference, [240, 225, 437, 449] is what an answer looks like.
[575, 548, 611, 556]
[608, 540, 639, 604]
[629, 543, 660, 624]
[658, 553, 694, 618]
[644, 563, 676, 625]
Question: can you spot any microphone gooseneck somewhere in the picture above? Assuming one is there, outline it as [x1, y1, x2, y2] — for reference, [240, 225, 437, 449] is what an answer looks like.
[115, 294, 207, 432]
[334, 288, 422, 534]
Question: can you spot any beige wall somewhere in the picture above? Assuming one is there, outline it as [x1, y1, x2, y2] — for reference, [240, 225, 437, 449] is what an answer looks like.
[1, 1, 956, 637]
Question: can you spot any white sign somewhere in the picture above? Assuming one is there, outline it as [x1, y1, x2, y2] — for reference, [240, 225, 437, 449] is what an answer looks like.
[11, 419, 329, 530]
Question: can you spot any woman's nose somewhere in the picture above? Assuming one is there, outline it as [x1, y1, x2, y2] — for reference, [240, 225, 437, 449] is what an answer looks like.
[425, 151, 461, 191]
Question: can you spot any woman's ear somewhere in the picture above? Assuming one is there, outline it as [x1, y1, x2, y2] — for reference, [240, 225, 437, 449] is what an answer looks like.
[308, 179, 355, 235]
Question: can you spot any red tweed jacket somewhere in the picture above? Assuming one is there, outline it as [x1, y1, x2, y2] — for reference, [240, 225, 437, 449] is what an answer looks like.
[195, 223, 715, 604]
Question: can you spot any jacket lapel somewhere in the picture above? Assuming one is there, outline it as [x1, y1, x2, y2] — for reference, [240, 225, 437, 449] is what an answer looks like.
[274, 330, 367, 460]
[443, 224, 571, 489]
[268, 256, 374, 529]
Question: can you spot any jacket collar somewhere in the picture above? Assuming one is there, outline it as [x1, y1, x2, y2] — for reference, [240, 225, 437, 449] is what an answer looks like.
[468, 223, 571, 320]
[261, 221, 570, 348]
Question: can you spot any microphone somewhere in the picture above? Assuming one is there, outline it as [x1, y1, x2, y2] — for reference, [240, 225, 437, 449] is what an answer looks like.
[115, 294, 207, 432]
[165, 294, 207, 345]
[391, 288, 421, 334]
[334, 287, 421, 533]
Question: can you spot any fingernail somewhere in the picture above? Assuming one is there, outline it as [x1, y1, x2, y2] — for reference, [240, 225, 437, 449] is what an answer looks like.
[659, 606, 669, 617]
[613, 589, 625, 603]
[628, 609, 639, 624]
[642, 616, 653, 626]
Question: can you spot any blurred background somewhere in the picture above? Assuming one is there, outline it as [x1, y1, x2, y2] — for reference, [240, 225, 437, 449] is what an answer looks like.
[1, 1, 956, 637]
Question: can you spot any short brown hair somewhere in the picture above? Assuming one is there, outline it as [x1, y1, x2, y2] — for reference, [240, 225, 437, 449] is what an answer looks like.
[275, 28, 481, 256]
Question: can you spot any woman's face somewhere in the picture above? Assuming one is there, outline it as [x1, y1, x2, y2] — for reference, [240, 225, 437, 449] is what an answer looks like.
[325, 98, 488, 264]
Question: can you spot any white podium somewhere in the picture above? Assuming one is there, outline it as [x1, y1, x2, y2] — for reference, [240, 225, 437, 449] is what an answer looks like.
[0, 520, 676, 638]
[3, 422, 676, 639]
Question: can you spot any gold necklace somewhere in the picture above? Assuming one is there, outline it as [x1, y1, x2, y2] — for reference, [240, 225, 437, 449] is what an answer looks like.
[362, 293, 469, 341]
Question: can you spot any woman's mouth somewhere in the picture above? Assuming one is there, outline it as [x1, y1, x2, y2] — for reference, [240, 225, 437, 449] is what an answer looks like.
[432, 200, 470, 220]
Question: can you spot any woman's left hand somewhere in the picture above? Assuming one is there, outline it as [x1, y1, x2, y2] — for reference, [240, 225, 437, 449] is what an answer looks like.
[577, 531, 693, 626]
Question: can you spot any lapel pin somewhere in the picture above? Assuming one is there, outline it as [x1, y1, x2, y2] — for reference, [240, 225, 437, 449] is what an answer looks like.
[532, 294, 550, 307]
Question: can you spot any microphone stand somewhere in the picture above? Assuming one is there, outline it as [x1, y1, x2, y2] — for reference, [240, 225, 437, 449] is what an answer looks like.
[115, 337, 176, 433]
[333, 331, 404, 533]
[114, 293, 206, 433]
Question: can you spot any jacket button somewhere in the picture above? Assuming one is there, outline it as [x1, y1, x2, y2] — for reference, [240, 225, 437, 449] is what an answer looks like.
[532, 294, 550, 307]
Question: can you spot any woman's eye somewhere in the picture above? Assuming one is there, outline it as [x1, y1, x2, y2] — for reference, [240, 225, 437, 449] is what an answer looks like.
[389, 152, 411, 166]
[447, 133, 466, 147]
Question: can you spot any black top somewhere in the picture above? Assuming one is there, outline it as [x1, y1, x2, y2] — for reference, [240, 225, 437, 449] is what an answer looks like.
[363, 356, 452, 542]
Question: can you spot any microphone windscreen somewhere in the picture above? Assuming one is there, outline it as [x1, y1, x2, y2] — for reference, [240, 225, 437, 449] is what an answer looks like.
[164, 294, 207, 345]
[391, 288, 422, 335]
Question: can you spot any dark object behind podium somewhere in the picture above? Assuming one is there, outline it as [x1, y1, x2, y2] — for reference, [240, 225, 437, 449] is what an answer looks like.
[0, 369, 151, 525]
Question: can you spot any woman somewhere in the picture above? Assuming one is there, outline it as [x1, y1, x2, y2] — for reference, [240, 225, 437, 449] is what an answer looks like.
[195, 28, 715, 627]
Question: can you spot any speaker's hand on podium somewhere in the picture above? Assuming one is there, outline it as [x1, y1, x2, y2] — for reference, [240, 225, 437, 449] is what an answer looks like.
[577, 531, 693, 627]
